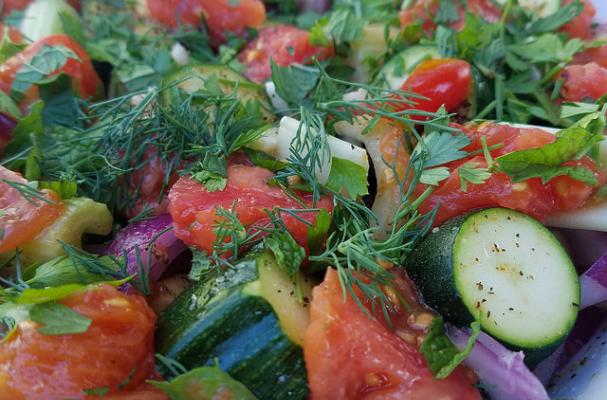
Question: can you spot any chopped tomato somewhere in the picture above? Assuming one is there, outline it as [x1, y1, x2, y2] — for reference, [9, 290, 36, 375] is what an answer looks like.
[0, 34, 101, 103]
[168, 164, 333, 254]
[239, 24, 334, 83]
[561, 62, 607, 102]
[399, 0, 500, 34]
[0, 285, 157, 400]
[561, 0, 596, 40]
[1, 0, 80, 15]
[0, 166, 64, 253]
[416, 123, 602, 224]
[396, 59, 472, 119]
[573, 45, 607, 69]
[304, 268, 481, 400]
[145, 0, 265, 44]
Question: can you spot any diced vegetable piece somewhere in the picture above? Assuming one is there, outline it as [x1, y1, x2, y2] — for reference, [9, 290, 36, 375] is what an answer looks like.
[156, 252, 311, 399]
[20, 0, 82, 42]
[406, 208, 580, 366]
[579, 250, 607, 308]
[379, 45, 441, 89]
[19, 197, 112, 264]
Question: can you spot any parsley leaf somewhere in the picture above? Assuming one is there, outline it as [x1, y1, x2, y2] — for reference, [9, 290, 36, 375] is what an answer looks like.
[497, 119, 605, 184]
[270, 61, 320, 105]
[528, 0, 584, 34]
[0, 90, 22, 119]
[29, 302, 92, 336]
[413, 130, 471, 169]
[435, 0, 459, 24]
[420, 317, 481, 379]
[508, 34, 584, 64]
[264, 231, 306, 279]
[326, 157, 369, 198]
[307, 208, 331, 252]
[420, 167, 451, 186]
[458, 162, 492, 192]
[191, 154, 228, 192]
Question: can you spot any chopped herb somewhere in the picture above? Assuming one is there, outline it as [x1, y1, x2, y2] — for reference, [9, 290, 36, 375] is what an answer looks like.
[29, 302, 92, 336]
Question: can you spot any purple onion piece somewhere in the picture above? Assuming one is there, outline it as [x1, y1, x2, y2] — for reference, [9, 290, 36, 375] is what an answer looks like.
[108, 214, 187, 283]
[579, 250, 607, 308]
[297, 0, 331, 13]
[447, 325, 549, 400]
[0, 112, 17, 154]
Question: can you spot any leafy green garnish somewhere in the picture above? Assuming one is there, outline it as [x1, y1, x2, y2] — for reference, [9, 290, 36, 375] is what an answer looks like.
[420, 317, 481, 379]
[412, 130, 471, 169]
[527, 0, 583, 34]
[264, 231, 306, 279]
[29, 302, 92, 336]
[150, 365, 258, 400]
[458, 162, 492, 192]
[326, 157, 369, 198]
[270, 60, 320, 105]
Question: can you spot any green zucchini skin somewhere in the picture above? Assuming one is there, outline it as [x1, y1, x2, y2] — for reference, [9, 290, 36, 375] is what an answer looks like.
[406, 208, 579, 367]
[156, 256, 309, 399]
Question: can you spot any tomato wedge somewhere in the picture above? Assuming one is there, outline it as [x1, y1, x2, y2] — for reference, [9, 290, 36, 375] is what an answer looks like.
[417, 123, 603, 225]
[0, 34, 101, 103]
[0, 166, 64, 253]
[145, 0, 266, 44]
[168, 164, 333, 255]
[0, 285, 157, 400]
[304, 268, 481, 400]
[561, 62, 607, 102]
[239, 24, 335, 83]
[561, 0, 595, 40]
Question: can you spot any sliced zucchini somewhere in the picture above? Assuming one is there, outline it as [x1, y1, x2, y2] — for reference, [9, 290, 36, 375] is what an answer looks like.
[163, 64, 275, 122]
[379, 45, 441, 89]
[156, 252, 311, 399]
[19, 198, 113, 264]
[406, 208, 579, 366]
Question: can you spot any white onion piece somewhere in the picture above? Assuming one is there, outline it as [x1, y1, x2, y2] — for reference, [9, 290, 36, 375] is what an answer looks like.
[265, 81, 289, 113]
[171, 42, 191, 66]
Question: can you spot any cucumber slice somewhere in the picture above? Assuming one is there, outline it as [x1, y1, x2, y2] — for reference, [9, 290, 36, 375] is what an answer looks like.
[156, 252, 311, 399]
[163, 64, 275, 122]
[407, 208, 579, 366]
[379, 45, 441, 89]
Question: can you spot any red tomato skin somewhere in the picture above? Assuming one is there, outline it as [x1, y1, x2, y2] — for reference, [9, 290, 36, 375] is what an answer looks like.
[0, 34, 101, 101]
[0, 166, 64, 253]
[168, 164, 334, 254]
[573, 45, 607, 69]
[397, 59, 472, 118]
[239, 24, 334, 83]
[561, 62, 607, 102]
[0, 285, 157, 400]
[561, 0, 596, 40]
[304, 268, 481, 400]
[145, 0, 265, 44]
[417, 123, 602, 225]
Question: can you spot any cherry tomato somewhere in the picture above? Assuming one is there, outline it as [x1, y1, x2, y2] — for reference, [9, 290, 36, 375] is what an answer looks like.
[416, 123, 603, 225]
[239, 24, 334, 83]
[145, 0, 266, 44]
[304, 268, 481, 400]
[0, 34, 101, 103]
[168, 164, 333, 255]
[399, 0, 500, 34]
[396, 59, 472, 119]
[0, 166, 64, 253]
[561, 0, 596, 40]
[0, 285, 157, 400]
[561, 62, 607, 102]
[1, 0, 80, 15]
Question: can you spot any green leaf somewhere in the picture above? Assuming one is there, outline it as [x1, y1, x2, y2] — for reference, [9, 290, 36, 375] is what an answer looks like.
[412, 130, 471, 169]
[10, 45, 79, 100]
[458, 162, 492, 192]
[270, 60, 320, 105]
[29, 302, 91, 336]
[561, 102, 601, 119]
[0, 26, 26, 64]
[38, 179, 78, 199]
[307, 208, 331, 252]
[528, 0, 584, 34]
[83, 387, 110, 396]
[150, 365, 258, 400]
[264, 231, 306, 279]
[5, 101, 45, 158]
[188, 250, 214, 282]
[38, 74, 80, 126]
[435, 0, 459, 24]
[420, 317, 481, 379]
[24, 255, 120, 289]
[0, 90, 23, 119]
[326, 157, 369, 198]
[191, 154, 228, 192]
[325, 7, 365, 43]
[420, 167, 450, 186]
[497, 118, 605, 184]
[508, 34, 584, 64]
[243, 148, 288, 171]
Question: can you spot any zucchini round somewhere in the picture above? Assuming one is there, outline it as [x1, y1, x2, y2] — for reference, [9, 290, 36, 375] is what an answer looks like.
[156, 252, 310, 399]
[406, 208, 579, 366]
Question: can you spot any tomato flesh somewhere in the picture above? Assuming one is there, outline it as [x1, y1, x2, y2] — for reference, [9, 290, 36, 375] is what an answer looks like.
[561, 62, 607, 102]
[0, 285, 157, 400]
[239, 24, 334, 83]
[168, 164, 334, 255]
[304, 268, 481, 400]
[417, 123, 602, 225]
[396, 59, 472, 119]
[0, 166, 64, 253]
[0, 34, 101, 103]
[145, 0, 266, 44]
[561, 0, 595, 40]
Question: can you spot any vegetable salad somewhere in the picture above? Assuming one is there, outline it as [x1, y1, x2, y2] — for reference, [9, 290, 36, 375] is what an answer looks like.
[1, 0, 607, 399]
